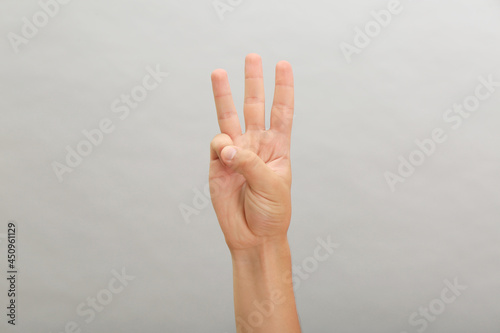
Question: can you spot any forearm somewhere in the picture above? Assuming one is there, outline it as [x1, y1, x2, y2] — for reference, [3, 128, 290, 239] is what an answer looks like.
[230, 237, 301, 333]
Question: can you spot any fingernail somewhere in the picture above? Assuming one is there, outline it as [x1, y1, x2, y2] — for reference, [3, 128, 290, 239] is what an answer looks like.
[223, 147, 237, 161]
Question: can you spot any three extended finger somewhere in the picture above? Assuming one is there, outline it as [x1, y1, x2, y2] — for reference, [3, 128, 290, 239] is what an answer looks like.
[270, 61, 294, 139]
[211, 69, 242, 139]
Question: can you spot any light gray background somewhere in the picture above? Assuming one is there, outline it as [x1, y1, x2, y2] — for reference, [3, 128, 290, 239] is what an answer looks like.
[1, 0, 499, 332]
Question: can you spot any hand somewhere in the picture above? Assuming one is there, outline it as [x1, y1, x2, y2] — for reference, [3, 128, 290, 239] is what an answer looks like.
[209, 54, 294, 251]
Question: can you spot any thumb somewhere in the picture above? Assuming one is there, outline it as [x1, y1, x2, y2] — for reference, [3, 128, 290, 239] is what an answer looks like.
[221, 146, 277, 192]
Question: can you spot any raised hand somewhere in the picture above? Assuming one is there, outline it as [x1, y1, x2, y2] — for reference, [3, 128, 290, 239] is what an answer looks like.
[209, 53, 295, 251]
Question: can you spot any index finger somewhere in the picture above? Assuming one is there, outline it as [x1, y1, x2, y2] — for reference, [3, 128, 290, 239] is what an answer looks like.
[211, 69, 242, 139]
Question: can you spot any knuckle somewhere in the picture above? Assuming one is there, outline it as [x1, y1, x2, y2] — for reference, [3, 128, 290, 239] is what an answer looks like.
[244, 97, 265, 105]
[218, 111, 236, 120]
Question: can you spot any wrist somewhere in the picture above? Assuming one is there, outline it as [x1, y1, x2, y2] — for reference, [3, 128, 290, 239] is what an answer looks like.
[230, 236, 293, 289]
[230, 236, 290, 264]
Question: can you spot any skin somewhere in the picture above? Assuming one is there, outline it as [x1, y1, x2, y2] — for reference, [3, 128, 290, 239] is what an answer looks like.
[209, 54, 301, 333]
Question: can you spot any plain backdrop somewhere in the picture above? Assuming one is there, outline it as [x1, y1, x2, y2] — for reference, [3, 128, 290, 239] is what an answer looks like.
[1, 0, 499, 332]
